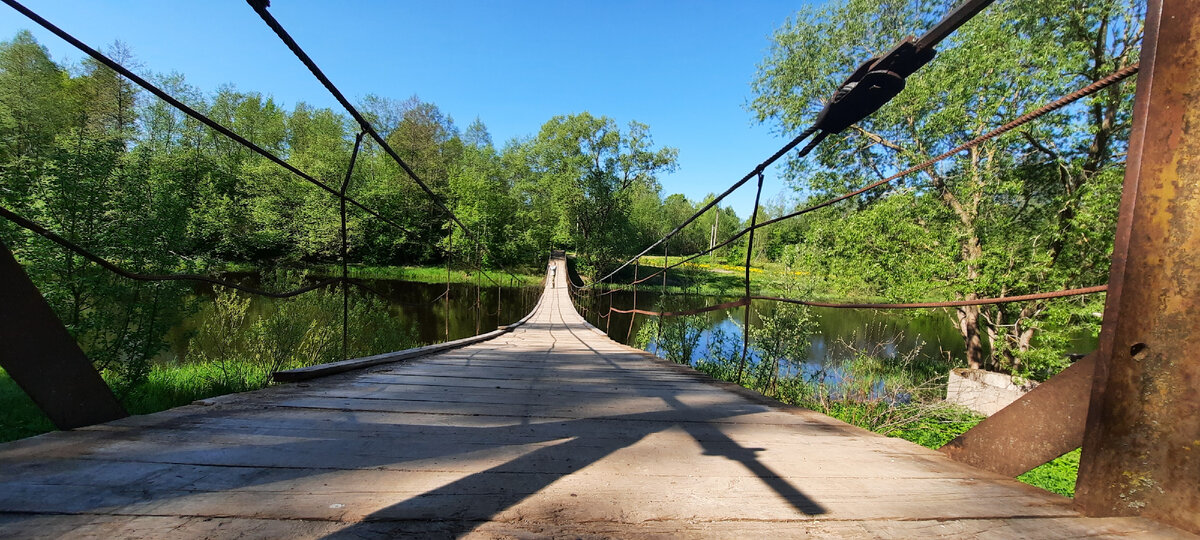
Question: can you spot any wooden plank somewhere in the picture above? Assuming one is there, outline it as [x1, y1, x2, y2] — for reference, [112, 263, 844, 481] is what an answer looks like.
[272, 328, 512, 382]
[0, 255, 1189, 538]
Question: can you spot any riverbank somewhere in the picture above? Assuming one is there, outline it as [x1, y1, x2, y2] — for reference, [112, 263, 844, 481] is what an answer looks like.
[1, 358, 326, 443]
[587, 255, 861, 299]
[213, 262, 545, 287]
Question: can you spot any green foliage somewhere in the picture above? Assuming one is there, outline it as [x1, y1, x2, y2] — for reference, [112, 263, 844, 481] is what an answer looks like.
[0, 368, 55, 443]
[748, 304, 813, 392]
[749, 0, 1142, 374]
[635, 314, 706, 365]
[186, 282, 419, 389]
[692, 324, 744, 381]
[520, 113, 679, 271]
[1018, 448, 1081, 497]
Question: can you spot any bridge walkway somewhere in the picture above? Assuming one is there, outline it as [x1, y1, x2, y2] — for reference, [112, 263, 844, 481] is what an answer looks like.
[0, 257, 1185, 538]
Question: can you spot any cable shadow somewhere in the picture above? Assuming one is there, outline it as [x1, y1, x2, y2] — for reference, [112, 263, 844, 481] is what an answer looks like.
[324, 396, 825, 538]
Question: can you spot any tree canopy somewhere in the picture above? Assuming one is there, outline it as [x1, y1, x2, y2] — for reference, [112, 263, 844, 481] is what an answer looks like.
[749, 0, 1143, 374]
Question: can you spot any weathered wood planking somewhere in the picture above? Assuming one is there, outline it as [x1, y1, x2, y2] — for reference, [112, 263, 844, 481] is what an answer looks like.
[0, 259, 1191, 538]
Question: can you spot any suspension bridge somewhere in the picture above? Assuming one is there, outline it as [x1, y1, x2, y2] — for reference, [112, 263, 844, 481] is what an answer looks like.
[1, 0, 1198, 537]
[0, 258, 1185, 538]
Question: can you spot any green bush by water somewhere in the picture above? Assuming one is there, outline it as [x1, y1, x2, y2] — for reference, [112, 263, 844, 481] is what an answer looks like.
[1, 284, 421, 443]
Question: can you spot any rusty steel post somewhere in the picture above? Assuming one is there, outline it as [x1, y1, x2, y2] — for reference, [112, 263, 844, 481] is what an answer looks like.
[0, 240, 127, 429]
[940, 353, 1095, 477]
[1074, 0, 1200, 532]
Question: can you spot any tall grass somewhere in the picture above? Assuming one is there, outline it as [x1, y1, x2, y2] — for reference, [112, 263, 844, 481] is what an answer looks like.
[0, 369, 55, 443]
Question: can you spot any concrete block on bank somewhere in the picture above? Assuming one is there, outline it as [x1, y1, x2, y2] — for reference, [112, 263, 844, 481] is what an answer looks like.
[946, 368, 1038, 416]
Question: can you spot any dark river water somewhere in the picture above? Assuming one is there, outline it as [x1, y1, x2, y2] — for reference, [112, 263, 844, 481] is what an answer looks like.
[573, 289, 1099, 372]
[164, 276, 1092, 374]
[574, 289, 968, 368]
[161, 278, 541, 363]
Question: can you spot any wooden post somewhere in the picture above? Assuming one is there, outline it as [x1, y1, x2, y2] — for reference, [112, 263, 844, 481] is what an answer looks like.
[1074, 0, 1200, 533]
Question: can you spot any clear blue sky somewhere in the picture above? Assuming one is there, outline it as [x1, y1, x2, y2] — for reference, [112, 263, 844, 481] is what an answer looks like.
[1, 0, 811, 217]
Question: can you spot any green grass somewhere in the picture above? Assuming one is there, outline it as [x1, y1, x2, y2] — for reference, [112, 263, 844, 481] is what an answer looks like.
[1017, 448, 1081, 497]
[117, 361, 271, 415]
[204, 260, 545, 287]
[0, 369, 55, 443]
[599, 255, 847, 298]
[331, 264, 543, 286]
[1, 361, 277, 443]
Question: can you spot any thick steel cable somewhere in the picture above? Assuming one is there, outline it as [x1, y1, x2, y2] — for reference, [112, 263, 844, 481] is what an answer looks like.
[1, 206, 339, 298]
[917, 0, 997, 50]
[610, 299, 750, 318]
[595, 0, 1000, 287]
[764, 63, 1141, 227]
[620, 64, 1140, 287]
[752, 285, 1108, 309]
[0, 0, 440, 248]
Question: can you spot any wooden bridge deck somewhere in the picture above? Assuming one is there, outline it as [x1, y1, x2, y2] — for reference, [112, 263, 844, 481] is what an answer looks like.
[0, 260, 1187, 538]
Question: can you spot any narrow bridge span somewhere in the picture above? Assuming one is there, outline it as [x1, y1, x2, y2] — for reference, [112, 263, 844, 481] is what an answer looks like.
[0, 257, 1184, 538]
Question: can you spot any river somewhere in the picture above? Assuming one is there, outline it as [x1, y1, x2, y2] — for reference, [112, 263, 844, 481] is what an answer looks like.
[572, 289, 967, 368]
[159, 277, 542, 364]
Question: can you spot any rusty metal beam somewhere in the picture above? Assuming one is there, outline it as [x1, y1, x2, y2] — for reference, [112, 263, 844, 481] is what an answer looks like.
[0, 240, 126, 429]
[939, 353, 1095, 477]
[1074, 0, 1200, 532]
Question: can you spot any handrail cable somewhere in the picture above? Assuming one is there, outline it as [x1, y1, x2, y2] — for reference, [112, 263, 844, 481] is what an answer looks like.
[591, 0, 999, 286]
[752, 286, 1109, 310]
[0, 206, 338, 298]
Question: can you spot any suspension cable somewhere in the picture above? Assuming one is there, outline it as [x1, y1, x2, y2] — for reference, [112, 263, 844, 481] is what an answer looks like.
[593, 126, 821, 284]
[612, 64, 1139, 288]
[593, 0, 1003, 288]
[246, 0, 476, 244]
[753, 285, 1108, 309]
[0, 0, 440, 245]
[0, 206, 338, 298]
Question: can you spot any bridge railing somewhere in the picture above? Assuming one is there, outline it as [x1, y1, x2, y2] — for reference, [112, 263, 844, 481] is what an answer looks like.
[568, 0, 1199, 532]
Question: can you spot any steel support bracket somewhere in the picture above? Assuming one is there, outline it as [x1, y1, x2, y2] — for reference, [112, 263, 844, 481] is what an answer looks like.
[0, 240, 126, 429]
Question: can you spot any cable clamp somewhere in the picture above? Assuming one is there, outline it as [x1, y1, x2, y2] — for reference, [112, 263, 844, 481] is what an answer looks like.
[814, 36, 936, 134]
